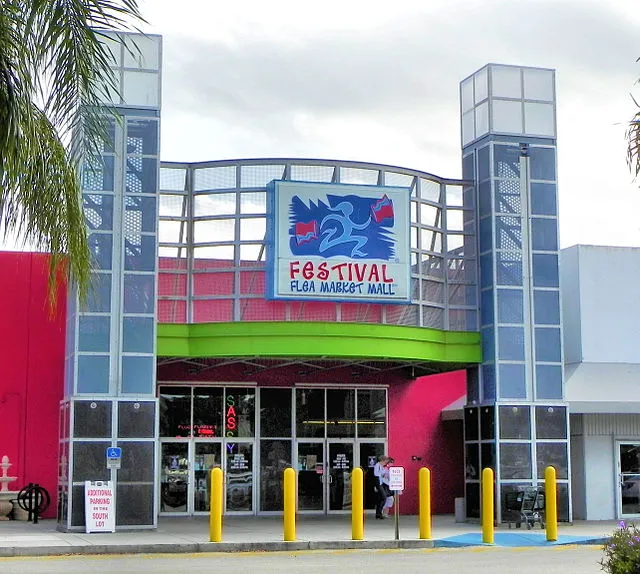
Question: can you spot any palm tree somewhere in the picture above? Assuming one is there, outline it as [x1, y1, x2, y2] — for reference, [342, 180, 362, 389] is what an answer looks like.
[0, 0, 144, 299]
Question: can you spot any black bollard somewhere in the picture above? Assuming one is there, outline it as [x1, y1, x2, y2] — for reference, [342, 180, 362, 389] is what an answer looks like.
[33, 483, 39, 524]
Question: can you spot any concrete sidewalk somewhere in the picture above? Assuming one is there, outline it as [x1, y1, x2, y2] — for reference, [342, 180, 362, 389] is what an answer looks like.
[0, 515, 615, 557]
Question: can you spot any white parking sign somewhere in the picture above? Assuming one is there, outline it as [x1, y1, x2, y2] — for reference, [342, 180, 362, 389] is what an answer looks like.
[388, 466, 405, 490]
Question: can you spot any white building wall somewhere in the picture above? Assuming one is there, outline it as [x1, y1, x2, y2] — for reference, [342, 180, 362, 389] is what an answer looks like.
[579, 414, 640, 520]
[583, 435, 616, 520]
[575, 246, 640, 364]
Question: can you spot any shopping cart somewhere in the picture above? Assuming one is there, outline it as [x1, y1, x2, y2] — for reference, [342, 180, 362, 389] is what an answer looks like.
[503, 486, 545, 529]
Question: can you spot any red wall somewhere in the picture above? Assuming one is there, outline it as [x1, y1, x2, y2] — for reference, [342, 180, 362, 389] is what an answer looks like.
[388, 370, 466, 514]
[0, 252, 65, 517]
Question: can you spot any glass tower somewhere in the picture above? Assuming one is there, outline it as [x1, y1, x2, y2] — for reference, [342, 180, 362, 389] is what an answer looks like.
[460, 64, 570, 522]
[58, 32, 162, 530]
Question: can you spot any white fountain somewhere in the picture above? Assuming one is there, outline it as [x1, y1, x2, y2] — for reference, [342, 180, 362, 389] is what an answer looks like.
[0, 455, 18, 520]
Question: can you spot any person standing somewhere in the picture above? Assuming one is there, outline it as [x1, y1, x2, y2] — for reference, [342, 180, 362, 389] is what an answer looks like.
[373, 455, 390, 519]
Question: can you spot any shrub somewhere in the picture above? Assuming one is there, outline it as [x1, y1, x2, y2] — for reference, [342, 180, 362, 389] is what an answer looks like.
[601, 521, 640, 574]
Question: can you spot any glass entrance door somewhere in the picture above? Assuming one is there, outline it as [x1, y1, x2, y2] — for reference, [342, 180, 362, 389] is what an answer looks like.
[359, 442, 385, 510]
[618, 443, 640, 517]
[160, 442, 189, 513]
[327, 442, 354, 512]
[297, 442, 325, 511]
[193, 442, 222, 513]
[225, 442, 254, 513]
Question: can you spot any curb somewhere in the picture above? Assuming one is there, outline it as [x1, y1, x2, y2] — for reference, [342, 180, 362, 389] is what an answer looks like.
[0, 539, 436, 558]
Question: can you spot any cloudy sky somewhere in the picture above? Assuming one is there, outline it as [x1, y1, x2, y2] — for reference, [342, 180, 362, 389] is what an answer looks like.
[138, 0, 639, 248]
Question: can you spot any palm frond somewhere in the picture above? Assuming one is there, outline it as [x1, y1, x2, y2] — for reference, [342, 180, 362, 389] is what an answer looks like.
[627, 94, 640, 180]
[0, 0, 145, 304]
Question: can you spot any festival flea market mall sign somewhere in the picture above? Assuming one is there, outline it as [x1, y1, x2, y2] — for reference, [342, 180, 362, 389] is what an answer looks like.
[267, 181, 411, 304]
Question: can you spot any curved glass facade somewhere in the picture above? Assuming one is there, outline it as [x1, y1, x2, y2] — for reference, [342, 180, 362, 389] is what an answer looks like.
[158, 159, 477, 331]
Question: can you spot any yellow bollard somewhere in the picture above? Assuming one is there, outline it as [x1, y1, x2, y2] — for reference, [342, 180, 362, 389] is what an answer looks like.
[419, 467, 432, 539]
[481, 467, 494, 544]
[209, 467, 223, 542]
[351, 467, 364, 540]
[283, 467, 296, 541]
[545, 466, 558, 542]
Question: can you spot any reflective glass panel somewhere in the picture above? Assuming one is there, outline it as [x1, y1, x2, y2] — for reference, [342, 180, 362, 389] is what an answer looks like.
[531, 218, 558, 251]
[296, 389, 325, 437]
[498, 326, 525, 361]
[121, 356, 154, 394]
[89, 233, 113, 270]
[500, 443, 532, 479]
[122, 316, 154, 353]
[124, 235, 156, 271]
[260, 439, 291, 511]
[536, 365, 563, 399]
[193, 443, 222, 512]
[77, 355, 109, 393]
[126, 119, 159, 155]
[224, 388, 255, 438]
[535, 406, 567, 439]
[225, 443, 253, 511]
[327, 389, 355, 437]
[87, 273, 112, 313]
[78, 316, 110, 352]
[123, 274, 155, 314]
[84, 194, 114, 230]
[534, 290, 560, 325]
[356, 389, 386, 438]
[260, 388, 292, 438]
[125, 195, 157, 233]
[536, 442, 568, 479]
[499, 363, 526, 399]
[499, 405, 531, 439]
[126, 157, 157, 194]
[159, 387, 192, 437]
[533, 254, 559, 287]
[193, 388, 223, 437]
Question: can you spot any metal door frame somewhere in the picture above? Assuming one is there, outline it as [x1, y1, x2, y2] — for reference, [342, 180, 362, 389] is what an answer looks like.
[158, 439, 192, 516]
[192, 439, 223, 515]
[616, 441, 640, 519]
[223, 439, 256, 515]
[295, 439, 327, 514]
[326, 439, 357, 514]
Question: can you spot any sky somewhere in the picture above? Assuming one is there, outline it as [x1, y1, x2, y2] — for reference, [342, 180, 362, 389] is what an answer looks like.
[134, 0, 640, 249]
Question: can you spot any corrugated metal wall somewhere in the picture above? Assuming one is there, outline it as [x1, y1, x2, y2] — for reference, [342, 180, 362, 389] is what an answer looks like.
[581, 414, 640, 436]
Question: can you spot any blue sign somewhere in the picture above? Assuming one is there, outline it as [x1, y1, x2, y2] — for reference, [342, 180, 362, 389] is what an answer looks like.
[267, 181, 411, 303]
[106, 447, 122, 459]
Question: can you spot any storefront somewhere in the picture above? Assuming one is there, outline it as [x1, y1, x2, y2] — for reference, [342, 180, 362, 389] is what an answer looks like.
[158, 385, 387, 515]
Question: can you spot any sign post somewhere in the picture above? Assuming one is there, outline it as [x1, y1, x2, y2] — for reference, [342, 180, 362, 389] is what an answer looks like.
[388, 466, 405, 541]
[84, 480, 115, 533]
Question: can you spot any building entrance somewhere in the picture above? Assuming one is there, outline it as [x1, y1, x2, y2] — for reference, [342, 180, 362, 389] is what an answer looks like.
[296, 440, 385, 513]
[618, 442, 640, 518]
[158, 384, 387, 516]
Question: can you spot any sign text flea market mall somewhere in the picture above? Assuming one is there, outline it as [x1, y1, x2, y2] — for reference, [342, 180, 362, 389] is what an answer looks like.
[267, 181, 411, 304]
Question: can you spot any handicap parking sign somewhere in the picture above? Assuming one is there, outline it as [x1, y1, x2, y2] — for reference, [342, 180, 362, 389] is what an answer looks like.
[106, 447, 122, 459]
[106, 447, 122, 469]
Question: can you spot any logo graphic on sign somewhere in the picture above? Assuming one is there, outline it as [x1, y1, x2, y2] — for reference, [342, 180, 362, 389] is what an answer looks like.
[289, 194, 395, 260]
[267, 181, 410, 303]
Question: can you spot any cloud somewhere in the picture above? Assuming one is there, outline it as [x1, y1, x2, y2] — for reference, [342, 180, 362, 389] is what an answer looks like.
[145, 0, 640, 246]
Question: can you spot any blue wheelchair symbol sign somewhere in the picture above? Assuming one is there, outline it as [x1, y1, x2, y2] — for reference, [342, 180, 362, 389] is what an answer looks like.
[106, 447, 122, 459]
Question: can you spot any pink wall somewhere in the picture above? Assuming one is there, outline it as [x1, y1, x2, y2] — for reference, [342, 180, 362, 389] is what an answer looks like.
[0, 252, 66, 517]
[388, 370, 466, 514]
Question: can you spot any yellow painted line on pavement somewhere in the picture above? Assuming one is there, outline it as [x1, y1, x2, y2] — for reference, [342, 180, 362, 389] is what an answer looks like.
[0, 543, 604, 563]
